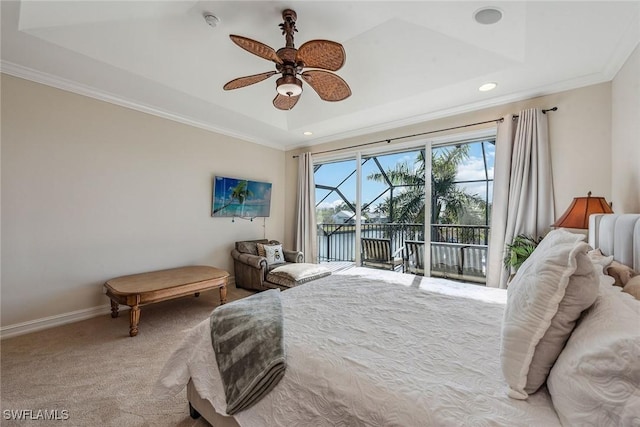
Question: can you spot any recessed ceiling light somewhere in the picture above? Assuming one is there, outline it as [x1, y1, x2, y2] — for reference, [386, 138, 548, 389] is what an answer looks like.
[479, 82, 497, 92]
[474, 7, 503, 25]
[303, 131, 313, 136]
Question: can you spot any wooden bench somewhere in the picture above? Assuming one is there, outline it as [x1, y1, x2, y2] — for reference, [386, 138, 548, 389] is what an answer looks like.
[104, 265, 229, 337]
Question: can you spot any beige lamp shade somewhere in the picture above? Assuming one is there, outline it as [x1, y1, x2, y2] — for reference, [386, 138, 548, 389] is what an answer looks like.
[552, 192, 613, 229]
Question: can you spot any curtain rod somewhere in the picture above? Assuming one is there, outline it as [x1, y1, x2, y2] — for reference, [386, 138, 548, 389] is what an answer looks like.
[292, 107, 557, 158]
[513, 106, 557, 119]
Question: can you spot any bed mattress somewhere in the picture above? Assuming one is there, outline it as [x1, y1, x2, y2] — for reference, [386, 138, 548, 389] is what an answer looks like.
[155, 268, 561, 426]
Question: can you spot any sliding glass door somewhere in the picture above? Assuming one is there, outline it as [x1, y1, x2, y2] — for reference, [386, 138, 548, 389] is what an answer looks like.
[313, 136, 494, 285]
[429, 140, 494, 283]
[314, 158, 358, 263]
[359, 149, 426, 272]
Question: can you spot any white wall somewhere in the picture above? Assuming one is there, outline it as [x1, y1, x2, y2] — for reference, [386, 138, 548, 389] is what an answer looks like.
[612, 43, 640, 213]
[284, 83, 614, 247]
[1, 74, 285, 328]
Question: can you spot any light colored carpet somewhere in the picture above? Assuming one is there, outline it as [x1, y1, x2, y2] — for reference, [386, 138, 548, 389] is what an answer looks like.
[1, 283, 255, 426]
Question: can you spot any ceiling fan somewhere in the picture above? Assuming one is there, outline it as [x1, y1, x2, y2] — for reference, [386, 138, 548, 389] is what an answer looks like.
[223, 9, 351, 110]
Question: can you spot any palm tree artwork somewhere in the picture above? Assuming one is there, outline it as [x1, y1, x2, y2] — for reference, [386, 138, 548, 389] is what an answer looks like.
[213, 180, 254, 215]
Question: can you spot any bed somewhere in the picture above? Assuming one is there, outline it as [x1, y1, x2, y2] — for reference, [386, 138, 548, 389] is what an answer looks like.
[155, 213, 640, 426]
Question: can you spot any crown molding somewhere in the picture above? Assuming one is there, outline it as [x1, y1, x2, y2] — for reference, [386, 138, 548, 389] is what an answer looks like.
[0, 60, 615, 154]
[0, 61, 287, 151]
[601, 21, 640, 80]
[284, 72, 612, 152]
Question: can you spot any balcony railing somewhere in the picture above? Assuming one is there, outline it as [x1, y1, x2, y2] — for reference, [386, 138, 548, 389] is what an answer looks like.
[317, 222, 489, 284]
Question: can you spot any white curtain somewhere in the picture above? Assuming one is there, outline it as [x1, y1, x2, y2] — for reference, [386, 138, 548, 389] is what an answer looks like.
[487, 108, 555, 288]
[295, 152, 318, 263]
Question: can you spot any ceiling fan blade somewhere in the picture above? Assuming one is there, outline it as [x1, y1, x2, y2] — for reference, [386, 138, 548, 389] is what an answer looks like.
[296, 40, 345, 71]
[273, 93, 300, 110]
[229, 35, 283, 64]
[223, 71, 277, 90]
[300, 70, 351, 102]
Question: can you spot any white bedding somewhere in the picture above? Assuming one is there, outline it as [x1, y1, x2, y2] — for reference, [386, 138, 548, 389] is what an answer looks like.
[155, 268, 561, 426]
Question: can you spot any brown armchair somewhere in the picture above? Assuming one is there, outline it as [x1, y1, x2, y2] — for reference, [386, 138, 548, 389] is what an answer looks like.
[231, 239, 303, 291]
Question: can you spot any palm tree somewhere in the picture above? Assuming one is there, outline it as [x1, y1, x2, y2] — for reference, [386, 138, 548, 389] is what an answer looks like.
[431, 146, 478, 224]
[367, 146, 483, 225]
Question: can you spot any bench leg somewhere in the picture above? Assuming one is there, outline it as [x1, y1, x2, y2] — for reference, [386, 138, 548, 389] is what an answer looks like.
[110, 299, 119, 318]
[219, 285, 227, 305]
[129, 306, 140, 337]
[129, 295, 141, 337]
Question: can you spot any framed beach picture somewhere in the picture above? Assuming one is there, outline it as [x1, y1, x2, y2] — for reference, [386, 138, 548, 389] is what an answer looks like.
[211, 176, 272, 218]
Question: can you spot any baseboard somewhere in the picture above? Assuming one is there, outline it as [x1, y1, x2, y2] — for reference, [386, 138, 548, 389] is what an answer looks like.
[1, 275, 236, 339]
[0, 304, 125, 340]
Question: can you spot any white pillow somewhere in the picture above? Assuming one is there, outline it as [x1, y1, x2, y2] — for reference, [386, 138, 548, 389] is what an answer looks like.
[500, 229, 599, 399]
[264, 244, 285, 265]
[587, 248, 614, 276]
[547, 282, 640, 426]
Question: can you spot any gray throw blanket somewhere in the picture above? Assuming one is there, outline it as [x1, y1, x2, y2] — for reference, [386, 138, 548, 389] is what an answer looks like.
[210, 289, 285, 415]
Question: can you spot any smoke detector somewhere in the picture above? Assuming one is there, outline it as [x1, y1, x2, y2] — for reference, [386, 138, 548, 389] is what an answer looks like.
[203, 13, 220, 28]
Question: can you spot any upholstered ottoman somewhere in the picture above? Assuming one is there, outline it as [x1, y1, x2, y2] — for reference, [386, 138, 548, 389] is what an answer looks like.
[266, 263, 331, 289]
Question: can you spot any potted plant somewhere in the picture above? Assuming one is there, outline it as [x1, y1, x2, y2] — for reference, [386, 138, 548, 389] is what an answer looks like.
[503, 234, 544, 279]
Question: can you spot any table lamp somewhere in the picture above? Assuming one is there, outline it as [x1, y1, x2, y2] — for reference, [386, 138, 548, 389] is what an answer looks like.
[552, 191, 613, 229]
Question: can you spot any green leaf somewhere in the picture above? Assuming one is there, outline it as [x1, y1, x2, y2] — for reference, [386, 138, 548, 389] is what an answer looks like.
[503, 234, 544, 270]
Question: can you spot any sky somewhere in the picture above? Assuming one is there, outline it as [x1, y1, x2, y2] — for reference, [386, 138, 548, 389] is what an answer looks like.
[315, 140, 495, 213]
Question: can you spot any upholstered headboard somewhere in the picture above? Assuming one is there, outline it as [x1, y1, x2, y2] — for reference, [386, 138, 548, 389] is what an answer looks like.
[588, 214, 640, 271]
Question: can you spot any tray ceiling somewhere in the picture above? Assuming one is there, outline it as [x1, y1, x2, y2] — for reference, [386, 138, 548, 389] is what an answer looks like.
[2, 1, 639, 150]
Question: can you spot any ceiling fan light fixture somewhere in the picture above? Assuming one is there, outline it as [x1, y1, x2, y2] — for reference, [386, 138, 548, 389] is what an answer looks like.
[276, 76, 303, 97]
[224, 9, 350, 109]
